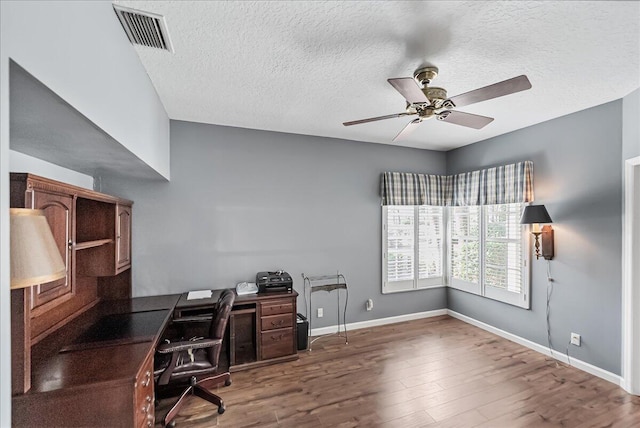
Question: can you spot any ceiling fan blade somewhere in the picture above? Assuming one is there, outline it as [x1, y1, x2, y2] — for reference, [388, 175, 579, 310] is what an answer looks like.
[393, 118, 422, 142]
[448, 75, 532, 108]
[343, 112, 413, 126]
[437, 110, 494, 129]
[387, 77, 429, 104]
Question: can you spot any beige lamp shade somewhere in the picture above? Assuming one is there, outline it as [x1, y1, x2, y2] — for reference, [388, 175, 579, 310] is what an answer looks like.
[10, 208, 66, 289]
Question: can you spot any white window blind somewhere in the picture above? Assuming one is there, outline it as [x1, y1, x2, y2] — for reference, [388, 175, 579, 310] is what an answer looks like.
[483, 203, 527, 306]
[449, 206, 481, 294]
[447, 203, 529, 308]
[383, 206, 444, 293]
[385, 206, 415, 286]
[382, 203, 528, 307]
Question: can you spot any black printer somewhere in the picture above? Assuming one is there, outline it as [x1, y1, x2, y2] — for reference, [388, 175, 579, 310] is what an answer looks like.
[256, 270, 293, 293]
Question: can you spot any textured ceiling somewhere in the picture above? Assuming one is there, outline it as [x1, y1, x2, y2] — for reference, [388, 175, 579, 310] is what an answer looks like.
[115, 1, 640, 151]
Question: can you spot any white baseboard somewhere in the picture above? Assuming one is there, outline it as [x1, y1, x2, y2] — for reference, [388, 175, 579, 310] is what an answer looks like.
[447, 310, 623, 387]
[309, 309, 447, 336]
[309, 309, 622, 387]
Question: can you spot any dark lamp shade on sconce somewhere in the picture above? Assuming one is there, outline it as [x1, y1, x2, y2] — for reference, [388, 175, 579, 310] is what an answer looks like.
[520, 204, 554, 261]
[520, 204, 553, 225]
[10, 208, 66, 289]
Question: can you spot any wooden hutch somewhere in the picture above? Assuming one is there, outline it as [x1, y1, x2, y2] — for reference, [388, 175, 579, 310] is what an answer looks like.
[9, 174, 159, 427]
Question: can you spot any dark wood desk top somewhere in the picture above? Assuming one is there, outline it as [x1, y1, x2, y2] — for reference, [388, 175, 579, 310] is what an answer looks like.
[174, 289, 298, 316]
[234, 289, 298, 303]
[176, 289, 299, 307]
[26, 294, 181, 395]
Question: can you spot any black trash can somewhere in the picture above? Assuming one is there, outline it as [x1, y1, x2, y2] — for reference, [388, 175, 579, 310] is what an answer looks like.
[296, 313, 308, 350]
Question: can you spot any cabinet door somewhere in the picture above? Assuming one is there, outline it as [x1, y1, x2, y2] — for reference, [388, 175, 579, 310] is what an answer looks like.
[30, 191, 74, 313]
[116, 204, 132, 270]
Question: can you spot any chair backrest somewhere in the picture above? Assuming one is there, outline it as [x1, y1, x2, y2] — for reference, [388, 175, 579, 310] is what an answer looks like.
[207, 289, 235, 364]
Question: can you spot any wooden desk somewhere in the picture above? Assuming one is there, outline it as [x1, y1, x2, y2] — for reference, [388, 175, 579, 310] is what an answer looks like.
[12, 291, 299, 426]
[174, 290, 299, 372]
[12, 295, 180, 428]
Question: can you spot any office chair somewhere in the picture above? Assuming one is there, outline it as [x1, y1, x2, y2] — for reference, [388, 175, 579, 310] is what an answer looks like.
[154, 289, 235, 427]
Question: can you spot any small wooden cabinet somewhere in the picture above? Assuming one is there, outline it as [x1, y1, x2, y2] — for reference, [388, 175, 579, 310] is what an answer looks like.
[259, 298, 295, 360]
[230, 292, 298, 371]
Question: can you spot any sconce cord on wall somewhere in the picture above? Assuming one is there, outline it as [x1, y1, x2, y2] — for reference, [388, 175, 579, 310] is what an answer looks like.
[545, 259, 559, 366]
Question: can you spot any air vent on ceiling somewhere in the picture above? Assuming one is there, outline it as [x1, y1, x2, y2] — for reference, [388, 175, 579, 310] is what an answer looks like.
[113, 4, 174, 53]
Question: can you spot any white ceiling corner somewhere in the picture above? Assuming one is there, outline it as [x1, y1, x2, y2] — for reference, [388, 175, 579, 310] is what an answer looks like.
[114, 0, 640, 151]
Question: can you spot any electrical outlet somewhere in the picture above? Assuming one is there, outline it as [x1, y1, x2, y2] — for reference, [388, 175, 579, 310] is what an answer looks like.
[571, 332, 581, 346]
[366, 299, 373, 311]
[317, 307, 323, 318]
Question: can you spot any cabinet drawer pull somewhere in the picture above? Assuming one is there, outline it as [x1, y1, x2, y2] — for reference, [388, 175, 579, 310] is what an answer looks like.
[270, 334, 284, 341]
[270, 319, 284, 327]
[140, 395, 153, 414]
[141, 370, 151, 387]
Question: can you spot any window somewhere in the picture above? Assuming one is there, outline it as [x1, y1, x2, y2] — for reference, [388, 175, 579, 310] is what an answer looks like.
[382, 205, 444, 293]
[449, 206, 481, 294]
[448, 203, 529, 308]
[382, 203, 530, 308]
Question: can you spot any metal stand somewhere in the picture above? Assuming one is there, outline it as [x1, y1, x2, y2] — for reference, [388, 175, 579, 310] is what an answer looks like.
[302, 272, 348, 351]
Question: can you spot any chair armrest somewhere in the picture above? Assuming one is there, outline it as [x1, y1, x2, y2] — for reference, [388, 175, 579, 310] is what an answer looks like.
[157, 338, 222, 354]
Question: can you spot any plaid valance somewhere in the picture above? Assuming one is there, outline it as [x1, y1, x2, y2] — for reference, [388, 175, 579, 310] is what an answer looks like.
[381, 161, 534, 206]
[380, 172, 450, 206]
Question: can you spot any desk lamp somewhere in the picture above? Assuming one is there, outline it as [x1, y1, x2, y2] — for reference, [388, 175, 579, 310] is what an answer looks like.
[10, 208, 66, 289]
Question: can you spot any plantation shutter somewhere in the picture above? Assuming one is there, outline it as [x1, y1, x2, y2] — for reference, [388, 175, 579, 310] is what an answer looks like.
[448, 206, 481, 294]
[484, 203, 527, 306]
[383, 206, 445, 293]
[418, 206, 443, 283]
[384, 206, 415, 292]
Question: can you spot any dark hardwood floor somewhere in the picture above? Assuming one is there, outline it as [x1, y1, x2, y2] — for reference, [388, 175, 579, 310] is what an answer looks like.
[155, 315, 640, 427]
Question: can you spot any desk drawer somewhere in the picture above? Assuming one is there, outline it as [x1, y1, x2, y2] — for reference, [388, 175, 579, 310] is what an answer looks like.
[261, 313, 293, 331]
[135, 353, 154, 428]
[260, 299, 293, 316]
[261, 327, 294, 359]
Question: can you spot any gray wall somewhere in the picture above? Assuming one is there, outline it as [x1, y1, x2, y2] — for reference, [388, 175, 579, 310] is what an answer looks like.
[623, 88, 640, 160]
[446, 100, 624, 374]
[102, 122, 448, 327]
[10, 151, 93, 190]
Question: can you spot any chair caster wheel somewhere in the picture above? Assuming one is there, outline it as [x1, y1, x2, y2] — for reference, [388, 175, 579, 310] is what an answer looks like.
[218, 405, 226, 414]
[224, 378, 232, 387]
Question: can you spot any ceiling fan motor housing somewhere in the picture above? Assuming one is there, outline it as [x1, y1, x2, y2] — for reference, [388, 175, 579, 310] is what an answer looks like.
[413, 66, 439, 86]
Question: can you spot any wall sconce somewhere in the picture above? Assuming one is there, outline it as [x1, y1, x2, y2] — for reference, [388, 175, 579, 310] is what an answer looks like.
[520, 204, 554, 260]
[10, 208, 66, 289]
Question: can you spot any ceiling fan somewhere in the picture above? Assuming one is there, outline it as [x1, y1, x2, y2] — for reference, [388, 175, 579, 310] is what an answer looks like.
[343, 66, 532, 142]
